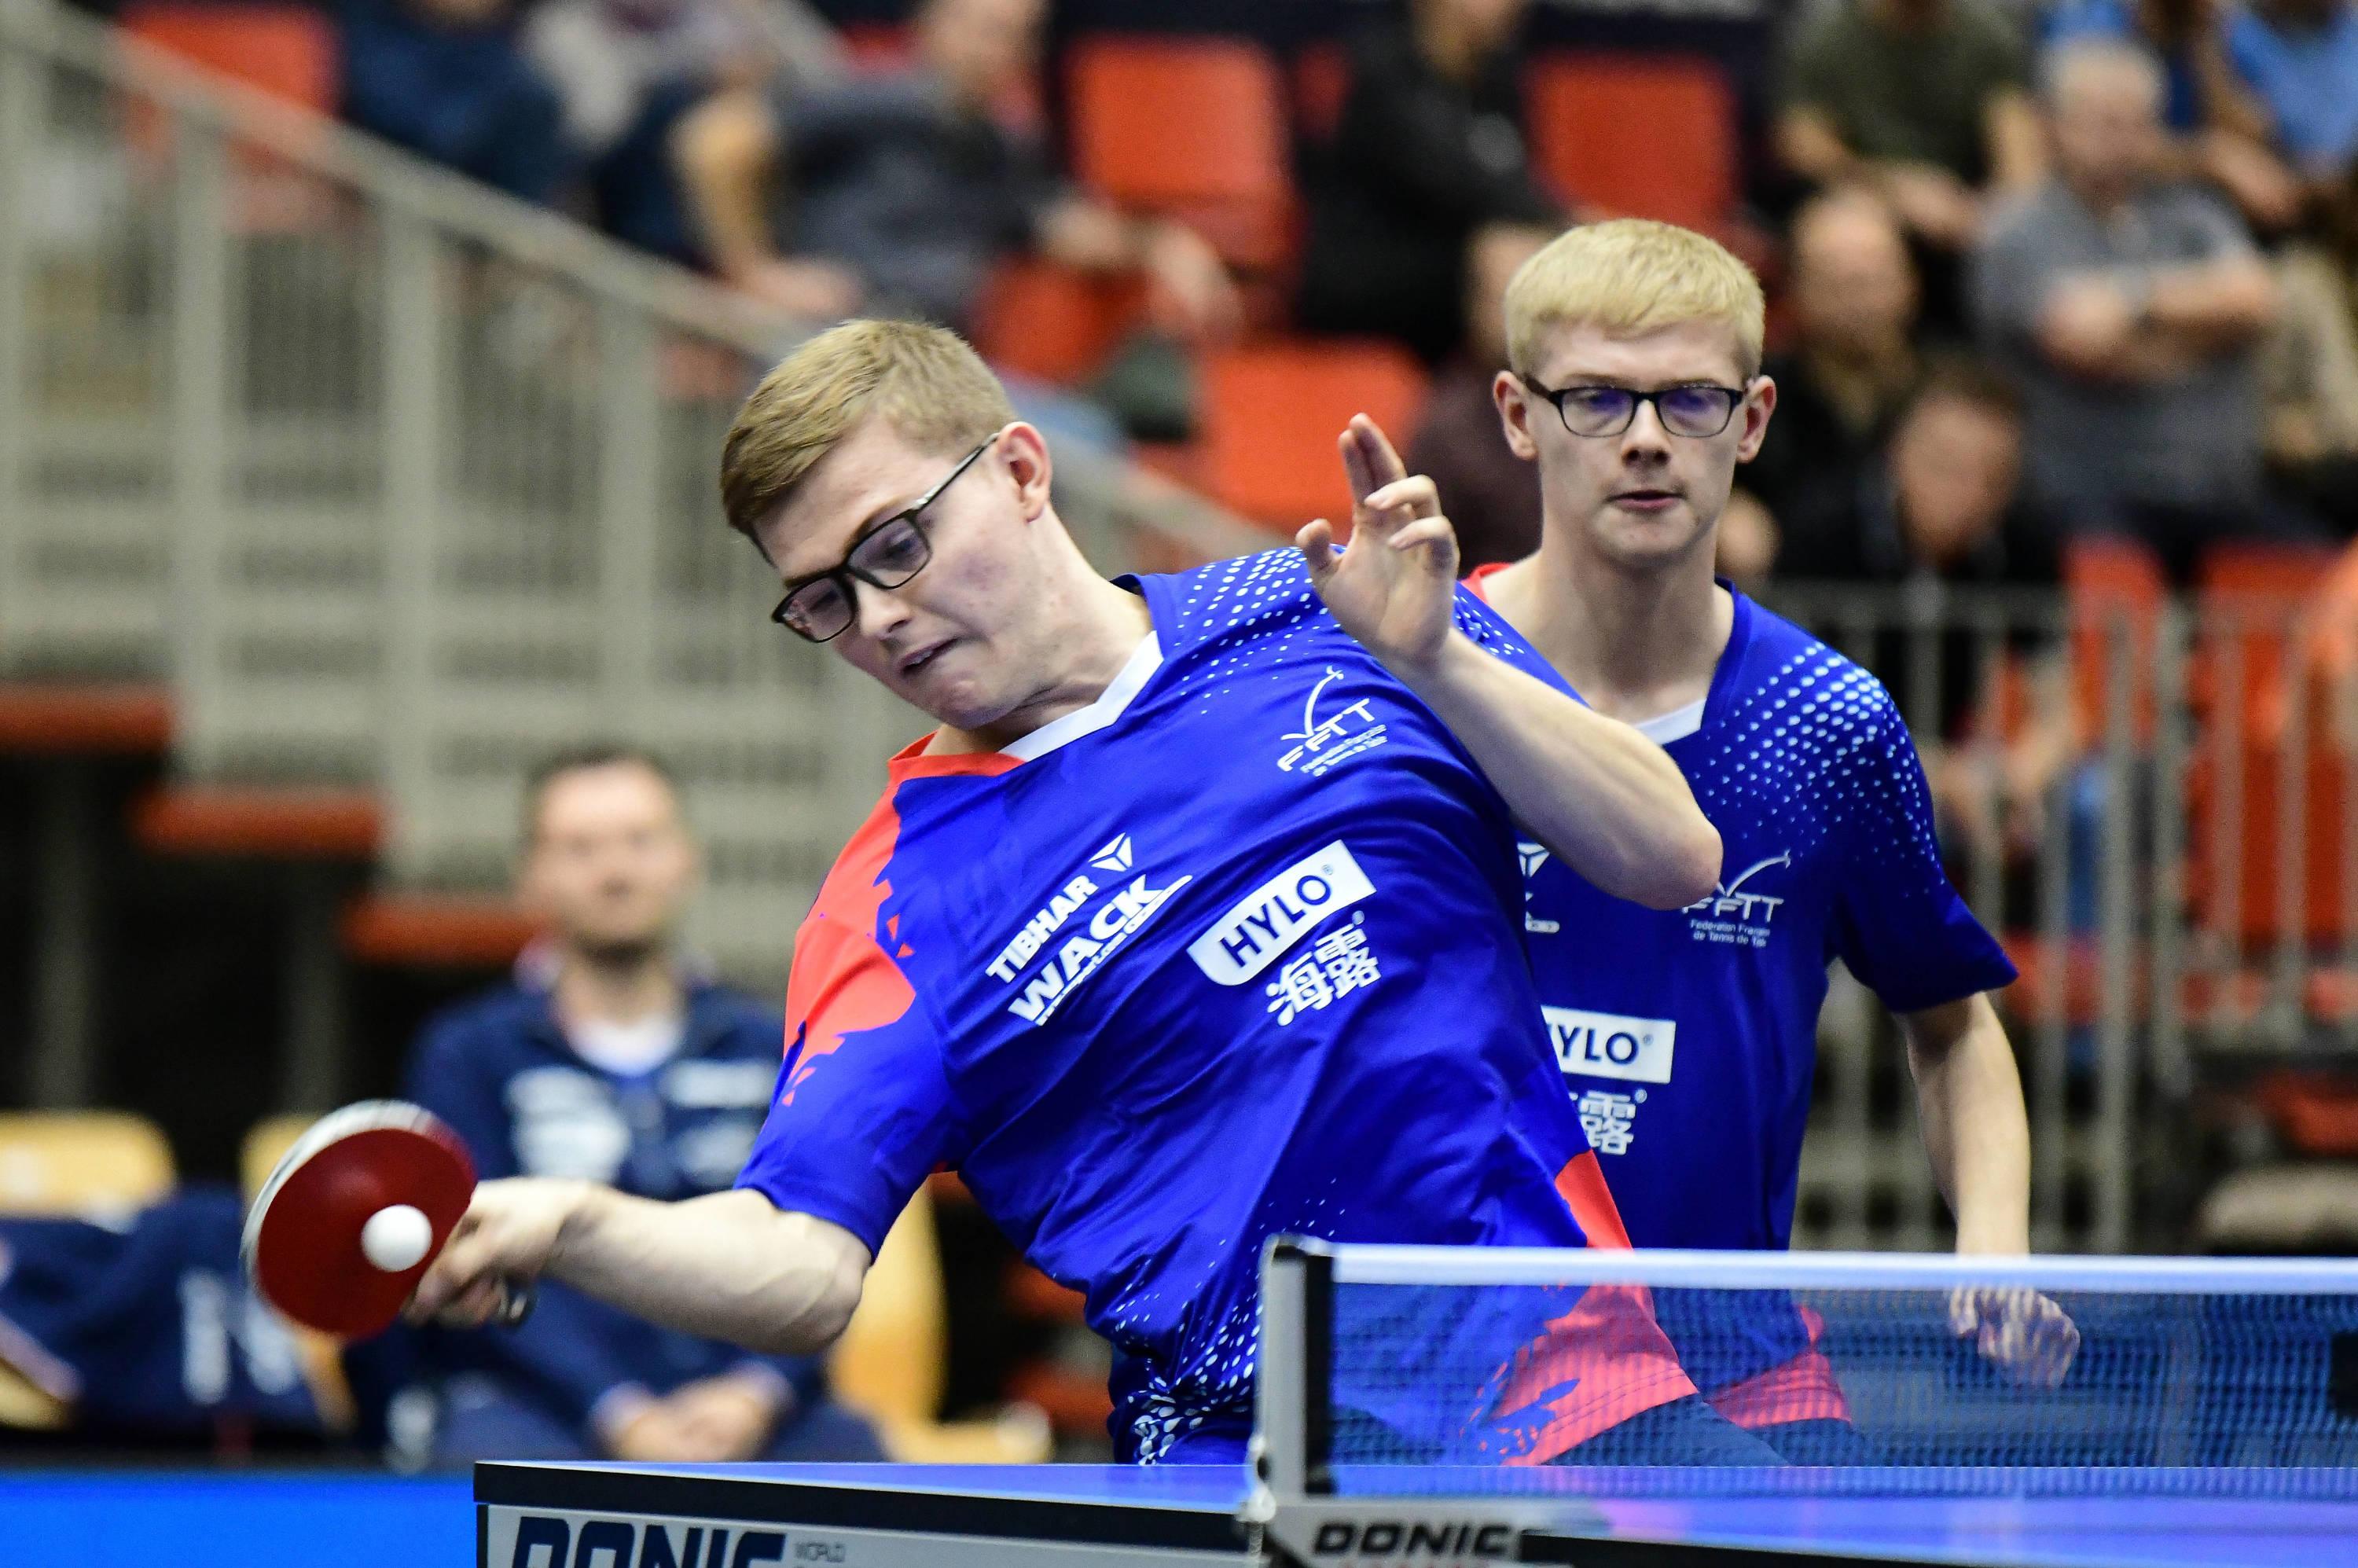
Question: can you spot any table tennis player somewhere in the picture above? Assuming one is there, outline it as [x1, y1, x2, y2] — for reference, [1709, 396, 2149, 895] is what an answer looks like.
[395, 746, 884, 1467]
[411, 317, 1769, 1466]
[1460, 220, 2077, 1460]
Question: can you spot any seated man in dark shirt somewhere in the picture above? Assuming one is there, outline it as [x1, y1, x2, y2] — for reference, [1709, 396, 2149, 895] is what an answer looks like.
[1739, 189, 1926, 537]
[1780, 362, 2073, 864]
[670, 0, 1234, 340]
[1297, 0, 1566, 364]
[404, 746, 884, 1465]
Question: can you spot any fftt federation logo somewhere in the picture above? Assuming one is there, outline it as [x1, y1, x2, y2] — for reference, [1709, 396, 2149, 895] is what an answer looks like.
[1684, 851, 1791, 949]
[1278, 667, 1389, 776]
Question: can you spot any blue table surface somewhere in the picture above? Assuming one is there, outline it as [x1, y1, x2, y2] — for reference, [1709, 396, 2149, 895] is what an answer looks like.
[505, 1462, 2358, 1568]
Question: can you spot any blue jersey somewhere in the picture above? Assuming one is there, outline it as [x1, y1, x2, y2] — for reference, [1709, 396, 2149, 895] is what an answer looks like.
[738, 550, 1691, 1463]
[1475, 578, 2017, 1402]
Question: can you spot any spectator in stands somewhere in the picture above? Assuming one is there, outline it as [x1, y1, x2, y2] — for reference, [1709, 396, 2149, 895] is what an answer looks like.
[523, 0, 845, 264]
[1775, 0, 2044, 325]
[1405, 225, 1547, 569]
[1778, 364, 2073, 858]
[341, 0, 567, 204]
[402, 747, 884, 1466]
[670, 0, 1237, 341]
[1297, 0, 1566, 365]
[2229, 0, 2358, 184]
[2044, 0, 2300, 226]
[1972, 39, 2282, 579]
[1737, 189, 1925, 538]
[2261, 206, 2358, 533]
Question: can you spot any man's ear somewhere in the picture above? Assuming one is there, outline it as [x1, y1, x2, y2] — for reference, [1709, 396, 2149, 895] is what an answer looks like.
[1001, 422, 1054, 519]
[1493, 370, 1541, 461]
[1735, 376, 1779, 465]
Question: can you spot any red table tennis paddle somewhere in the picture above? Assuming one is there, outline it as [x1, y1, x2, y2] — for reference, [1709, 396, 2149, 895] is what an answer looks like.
[241, 1100, 531, 1338]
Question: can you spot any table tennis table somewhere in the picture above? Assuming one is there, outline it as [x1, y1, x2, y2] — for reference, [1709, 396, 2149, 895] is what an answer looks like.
[473, 1458, 2358, 1567]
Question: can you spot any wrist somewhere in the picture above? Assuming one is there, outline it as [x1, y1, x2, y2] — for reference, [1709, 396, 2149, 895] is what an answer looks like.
[546, 1179, 603, 1275]
[1954, 1217, 2031, 1257]
[1377, 623, 1473, 694]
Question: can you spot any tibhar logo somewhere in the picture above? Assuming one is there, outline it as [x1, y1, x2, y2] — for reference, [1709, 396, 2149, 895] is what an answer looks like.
[1515, 840, 1559, 935]
[987, 834, 1191, 1025]
[1278, 667, 1390, 777]
[1188, 841, 1376, 984]
[1684, 851, 1792, 949]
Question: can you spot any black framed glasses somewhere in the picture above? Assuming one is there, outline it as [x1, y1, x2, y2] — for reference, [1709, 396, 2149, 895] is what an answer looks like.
[1522, 376, 1754, 439]
[769, 436, 996, 643]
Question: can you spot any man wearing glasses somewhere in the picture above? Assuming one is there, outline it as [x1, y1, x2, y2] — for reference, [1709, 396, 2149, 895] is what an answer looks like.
[413, 318, 1790, 1466]
[1463, 221, 2073, 1462]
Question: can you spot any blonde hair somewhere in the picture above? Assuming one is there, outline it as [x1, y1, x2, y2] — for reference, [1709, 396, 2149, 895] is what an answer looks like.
[720, 318, 1017, 541]
[1502, 219, 1765, 380]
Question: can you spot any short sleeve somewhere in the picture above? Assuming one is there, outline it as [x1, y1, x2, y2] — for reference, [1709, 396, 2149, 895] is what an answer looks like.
[734, 836, 969, 1254]
[1969, 205, 2048, 362]
[1776, 10, 1845, 118]
[2175, 187, 2258, 263]
[1826, 675, 2018, 1013]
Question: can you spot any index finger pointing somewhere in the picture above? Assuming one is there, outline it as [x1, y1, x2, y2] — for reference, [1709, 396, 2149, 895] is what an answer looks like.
[1350, 415, 1408, 492]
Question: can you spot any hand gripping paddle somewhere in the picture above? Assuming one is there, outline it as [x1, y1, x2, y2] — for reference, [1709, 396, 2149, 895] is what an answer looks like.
[241, 1100, 532, 1338]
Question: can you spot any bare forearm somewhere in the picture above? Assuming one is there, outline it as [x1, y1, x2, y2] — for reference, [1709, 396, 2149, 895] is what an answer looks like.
[552, 1187, 869, 1354]
[1397, 633, 1720, 909]
[1904, 994, 2032, 1254]
[674, 91, 782, 281]
[1776, 109, 1857, 184]
[2146, 263, 2277, 352]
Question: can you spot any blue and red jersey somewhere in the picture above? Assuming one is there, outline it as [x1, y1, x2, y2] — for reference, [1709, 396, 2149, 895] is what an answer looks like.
[738, 549, 1692, 1462]
[1468, 569, 2018, 1418]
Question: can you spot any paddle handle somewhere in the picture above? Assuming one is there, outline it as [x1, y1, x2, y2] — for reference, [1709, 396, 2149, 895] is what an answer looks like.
[494, 1277, 536, 1329]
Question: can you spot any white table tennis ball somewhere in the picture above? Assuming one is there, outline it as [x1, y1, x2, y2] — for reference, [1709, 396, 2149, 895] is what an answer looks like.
[360, 1203, 433, 1272]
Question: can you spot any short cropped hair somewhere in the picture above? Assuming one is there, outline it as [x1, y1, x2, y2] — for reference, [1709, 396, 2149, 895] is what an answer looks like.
[2040, 35, 2164, 112]
[1503, 219, 1766, 380]
[720, 318, 1017, 543]
[523, 744, 678, 843]
[1906, 355, 2024, 427]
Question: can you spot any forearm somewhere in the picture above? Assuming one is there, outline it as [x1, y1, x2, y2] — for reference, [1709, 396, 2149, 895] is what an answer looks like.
[1775, 109, 1858, 184]
[2145, 263, 2277, 352]
[551, 1187, 869, 1355]
[1984, 93, 2045, 190]
[1904, 994, 2032, 1254]
[1396, 633, 1720, 909]
[674, 90, 782, 280]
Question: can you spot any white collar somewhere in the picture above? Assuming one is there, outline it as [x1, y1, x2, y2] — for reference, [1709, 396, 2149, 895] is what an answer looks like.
[1633, 695, 1706, 746]
[1001, 631, 1164, 761]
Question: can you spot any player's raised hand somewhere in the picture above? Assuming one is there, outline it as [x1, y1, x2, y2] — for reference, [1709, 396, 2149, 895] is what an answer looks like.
[406, 1177, 583, 1327]
[1298, 414, 1461, 677]
[1949, 1284, 2081, 1389]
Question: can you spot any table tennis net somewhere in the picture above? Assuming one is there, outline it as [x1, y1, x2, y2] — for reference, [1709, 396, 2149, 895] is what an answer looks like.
[1267, 1244, 2358, 1497]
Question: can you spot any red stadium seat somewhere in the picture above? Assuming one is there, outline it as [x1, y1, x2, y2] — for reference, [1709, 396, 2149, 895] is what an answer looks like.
[1065, 36, 1294, 271]
[1525, 54, 1735, 232]
[971, 259, 1145, 387]
[1198, 340, 1428, 531]
[117, 4, 340, 229]
[118, 4, 337, 119]
[1291, 42, 1350, 147]
[2062, 536, 2166, 747]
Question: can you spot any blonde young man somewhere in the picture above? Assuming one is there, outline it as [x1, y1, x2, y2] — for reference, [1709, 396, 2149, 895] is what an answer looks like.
[1465, 222, 2078, 1462]
[412, 320, 1783, 1465]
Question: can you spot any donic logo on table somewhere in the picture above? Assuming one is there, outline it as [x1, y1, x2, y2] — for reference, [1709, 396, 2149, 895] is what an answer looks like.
[1188, 840, 1376, 984]
[503, 1515, 787, 1568]
[986, 831, 1192, 1024]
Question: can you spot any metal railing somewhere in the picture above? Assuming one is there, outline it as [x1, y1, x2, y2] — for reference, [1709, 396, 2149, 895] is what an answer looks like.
[0, 0, 1259, 994]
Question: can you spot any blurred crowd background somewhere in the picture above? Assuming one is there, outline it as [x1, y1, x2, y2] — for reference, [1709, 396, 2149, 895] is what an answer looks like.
[9, 0, 2358, 1485]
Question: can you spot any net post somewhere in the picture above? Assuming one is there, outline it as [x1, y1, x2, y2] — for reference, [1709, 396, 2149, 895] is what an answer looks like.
[1251, 1235, 1334, 1504]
